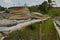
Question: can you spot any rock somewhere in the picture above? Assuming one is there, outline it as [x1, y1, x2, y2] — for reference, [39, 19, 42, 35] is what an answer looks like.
[55, 16, 60, 21]
[0, 16, 4, 20]
[8, 15, 30, 20]
[31, 12, 43, 19]
[7, 6, 31, 20]
[0, 19, 17, 27]
[0, 12, 10, 20]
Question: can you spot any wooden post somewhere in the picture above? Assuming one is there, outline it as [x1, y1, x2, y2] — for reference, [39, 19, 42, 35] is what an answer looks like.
[56, 32, 59, 40]
[39, 21, 42, 40]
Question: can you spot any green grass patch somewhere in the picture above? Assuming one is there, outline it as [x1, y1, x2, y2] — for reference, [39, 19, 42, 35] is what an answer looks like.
[48, 8, 60, 18]
[5, 23, 40, 40]
[41, 18, 59, 40]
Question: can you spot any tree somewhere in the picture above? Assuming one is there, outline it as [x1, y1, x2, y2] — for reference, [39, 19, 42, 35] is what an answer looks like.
[48, 0, 52, 3]
[28, 5, 39, 12]
[48, 0, 52, 9]
[38, 1, 48, 14]
[0, 6, 6, 11]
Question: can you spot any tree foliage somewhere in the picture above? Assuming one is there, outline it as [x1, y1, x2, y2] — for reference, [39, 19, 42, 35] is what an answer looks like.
[28, 6, 39, 12]
[48, 0, 52, 3]
[0, 6, 6, 11]
[38, 1, 48, 14]
[48, 0, 52, 10]
[28, 0, 54, 14]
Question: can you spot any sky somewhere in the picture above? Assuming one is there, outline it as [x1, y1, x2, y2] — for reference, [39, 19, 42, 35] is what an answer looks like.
[0, 0, 60, 8]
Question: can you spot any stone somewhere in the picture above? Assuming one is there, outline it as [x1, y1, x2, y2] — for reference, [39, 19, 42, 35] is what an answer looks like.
[31, 12, 43, 19]
[7, 6, 31, 20]
[8, 15, 30, 20]
[0, 19, 17, 27]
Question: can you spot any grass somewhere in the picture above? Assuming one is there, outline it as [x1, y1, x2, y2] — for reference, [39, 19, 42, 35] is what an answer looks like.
[48, 8, 60, 18]
[4, 18, 60, 40]
[41, 18, 59, 40]
[5, 23, 40, 40]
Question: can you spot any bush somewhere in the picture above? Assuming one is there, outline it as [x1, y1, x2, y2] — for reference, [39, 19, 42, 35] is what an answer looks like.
[48, 9, 60, 18]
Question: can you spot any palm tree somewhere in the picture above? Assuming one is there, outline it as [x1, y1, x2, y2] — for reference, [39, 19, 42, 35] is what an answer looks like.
[48, 0, 57, 8]
[48, 0, 52, 3]
[48, 0, 52, 9]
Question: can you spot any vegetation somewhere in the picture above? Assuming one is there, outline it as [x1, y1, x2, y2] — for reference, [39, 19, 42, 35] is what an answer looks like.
[38, 1, 48, 14]
[0, 0, 59, 40]
[29, 0, 55, 14]
[48, 0, 52, 10]
[28, 6, 39, 12]
[41, 18, 59, 40]
[5, 23, 40, 40]
[0, 6, 6, 11]
[29, 4, 60, 18]
[28, 1, 49, 14]
[48, 0, 52, 3]
[5, 4, 60, 40]
[48, 7, 60, 18]
[4, 18, 60, 40]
